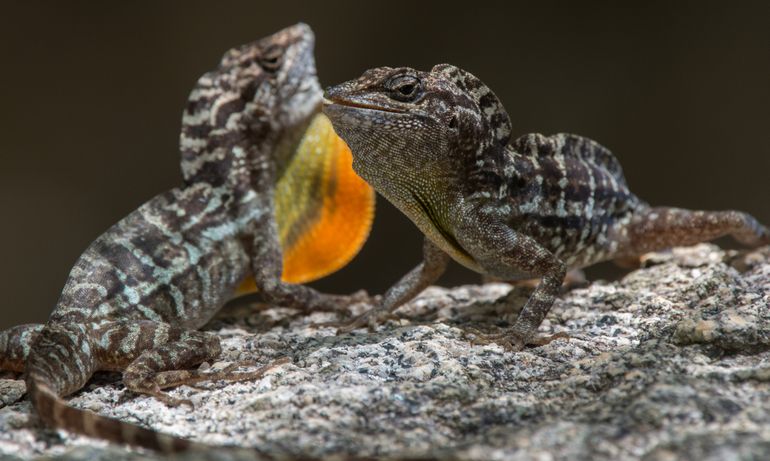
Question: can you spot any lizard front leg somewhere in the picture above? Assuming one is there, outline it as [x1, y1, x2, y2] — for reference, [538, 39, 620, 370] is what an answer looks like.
[332, 238, 451, 333]
[248, 190, 370, 313]
[456, 218, 568, 351]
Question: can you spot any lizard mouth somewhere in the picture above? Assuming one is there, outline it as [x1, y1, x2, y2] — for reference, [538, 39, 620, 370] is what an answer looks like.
[323, 97, 405, 114]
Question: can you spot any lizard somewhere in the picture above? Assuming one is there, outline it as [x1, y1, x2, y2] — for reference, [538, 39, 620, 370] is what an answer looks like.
[0, 23, 375, 453]
[321, 64, 770, 350]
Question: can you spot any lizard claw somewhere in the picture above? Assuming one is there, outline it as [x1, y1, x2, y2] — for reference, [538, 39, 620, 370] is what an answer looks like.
[141, 388, 195, 409]
[528, 331, 571, 346]
[465, 326, 526, 351]
[465, 327, 570, 351]
[336, 307, 399, 334]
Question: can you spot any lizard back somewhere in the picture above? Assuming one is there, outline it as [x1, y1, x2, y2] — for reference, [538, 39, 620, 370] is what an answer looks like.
[500, 133, 647, 268]
[52, 183, 253, 329]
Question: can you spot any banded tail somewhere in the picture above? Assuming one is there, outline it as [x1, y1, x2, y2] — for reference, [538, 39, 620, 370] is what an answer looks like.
[27, 379, 198, 453]
[27, 379, 437, 459]
[8, 326, 441, 458]
[22, 322, 202, 453]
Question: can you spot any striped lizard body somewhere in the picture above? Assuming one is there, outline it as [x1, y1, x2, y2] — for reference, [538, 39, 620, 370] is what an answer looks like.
[0, 23, 374, 453]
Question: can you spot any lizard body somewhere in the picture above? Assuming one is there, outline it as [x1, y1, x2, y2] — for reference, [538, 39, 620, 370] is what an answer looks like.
[0, 24, 374, 452]
[322, 64, 769, 349]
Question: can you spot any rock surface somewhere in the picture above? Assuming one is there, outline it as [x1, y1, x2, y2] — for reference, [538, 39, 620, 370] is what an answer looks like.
[1, 244, 769, 461]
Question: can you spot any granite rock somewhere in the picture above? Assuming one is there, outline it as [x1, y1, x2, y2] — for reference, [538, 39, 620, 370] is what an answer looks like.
[1, 244, 768, 461]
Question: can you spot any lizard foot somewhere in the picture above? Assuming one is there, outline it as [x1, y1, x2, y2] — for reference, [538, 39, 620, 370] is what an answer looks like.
[312, 306, 399, 333]
[465, 327, 570, 352]
[338, 307, 400, 334]
[528, 331, 571, 346]
[138, 387, 194, 408]
[154, 357, 291, 390]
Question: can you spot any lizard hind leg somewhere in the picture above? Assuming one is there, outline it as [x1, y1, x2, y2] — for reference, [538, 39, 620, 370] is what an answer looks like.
[0, 324, 44, 373]
[120, 326, 285, 407]
[23, 322, 197, 452]
[621, 207, 770, 257]
[1, 324, 44, 407]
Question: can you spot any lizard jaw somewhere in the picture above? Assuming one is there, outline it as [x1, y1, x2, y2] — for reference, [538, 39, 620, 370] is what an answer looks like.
[322, 97, 405, 114]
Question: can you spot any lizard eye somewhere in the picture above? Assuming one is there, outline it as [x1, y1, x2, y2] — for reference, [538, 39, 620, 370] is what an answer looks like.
[386, 75, 422, 102]
[258, 46, 283, 73]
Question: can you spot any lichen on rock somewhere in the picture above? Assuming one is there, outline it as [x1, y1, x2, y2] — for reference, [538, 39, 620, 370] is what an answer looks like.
[1, 244, 768, 461]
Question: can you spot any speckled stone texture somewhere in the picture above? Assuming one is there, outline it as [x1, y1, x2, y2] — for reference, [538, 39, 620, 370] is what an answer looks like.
[1, 244, 769, 461]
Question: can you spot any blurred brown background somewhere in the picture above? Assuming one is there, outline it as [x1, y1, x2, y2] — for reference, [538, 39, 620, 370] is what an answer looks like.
[1, 1, 768, 330]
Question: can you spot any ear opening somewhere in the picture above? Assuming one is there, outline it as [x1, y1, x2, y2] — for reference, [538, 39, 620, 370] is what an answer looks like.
[432, 64, 512, 147]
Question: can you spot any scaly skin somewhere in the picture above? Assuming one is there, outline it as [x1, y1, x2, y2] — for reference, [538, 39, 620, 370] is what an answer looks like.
[322, 64, 769, 350]
[0, 24, 375, 453]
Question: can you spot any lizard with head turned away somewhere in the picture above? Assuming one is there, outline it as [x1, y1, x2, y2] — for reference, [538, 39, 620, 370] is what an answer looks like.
[322, 64, 769, 350]
[0, 23, 374, 453]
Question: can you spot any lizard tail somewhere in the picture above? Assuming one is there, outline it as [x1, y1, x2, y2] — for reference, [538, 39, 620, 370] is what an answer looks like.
[24, 322, 200, 453]
[21, 323, 436, 458]
[26, 379, 197, 453]
[27, 380, 438, 460]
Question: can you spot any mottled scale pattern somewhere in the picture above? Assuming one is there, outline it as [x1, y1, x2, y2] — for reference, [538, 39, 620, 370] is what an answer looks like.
[502, 133, 646, 268]
[53, 184, 253, 329]
[322, 62, 769, 350]
[0, 23, 334, 453]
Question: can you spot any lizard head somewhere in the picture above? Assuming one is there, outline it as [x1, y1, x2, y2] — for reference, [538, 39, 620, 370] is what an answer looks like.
[322, 64, 512, 193]
[180, 23, 321, 187]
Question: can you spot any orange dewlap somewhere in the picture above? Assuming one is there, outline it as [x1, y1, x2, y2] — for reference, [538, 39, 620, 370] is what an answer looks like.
[236, 114, 375, 295]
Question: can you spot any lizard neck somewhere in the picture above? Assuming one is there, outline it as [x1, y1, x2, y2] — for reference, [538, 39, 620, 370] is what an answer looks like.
[351, 144, 482, 271]
[351, 142, 457, 208]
